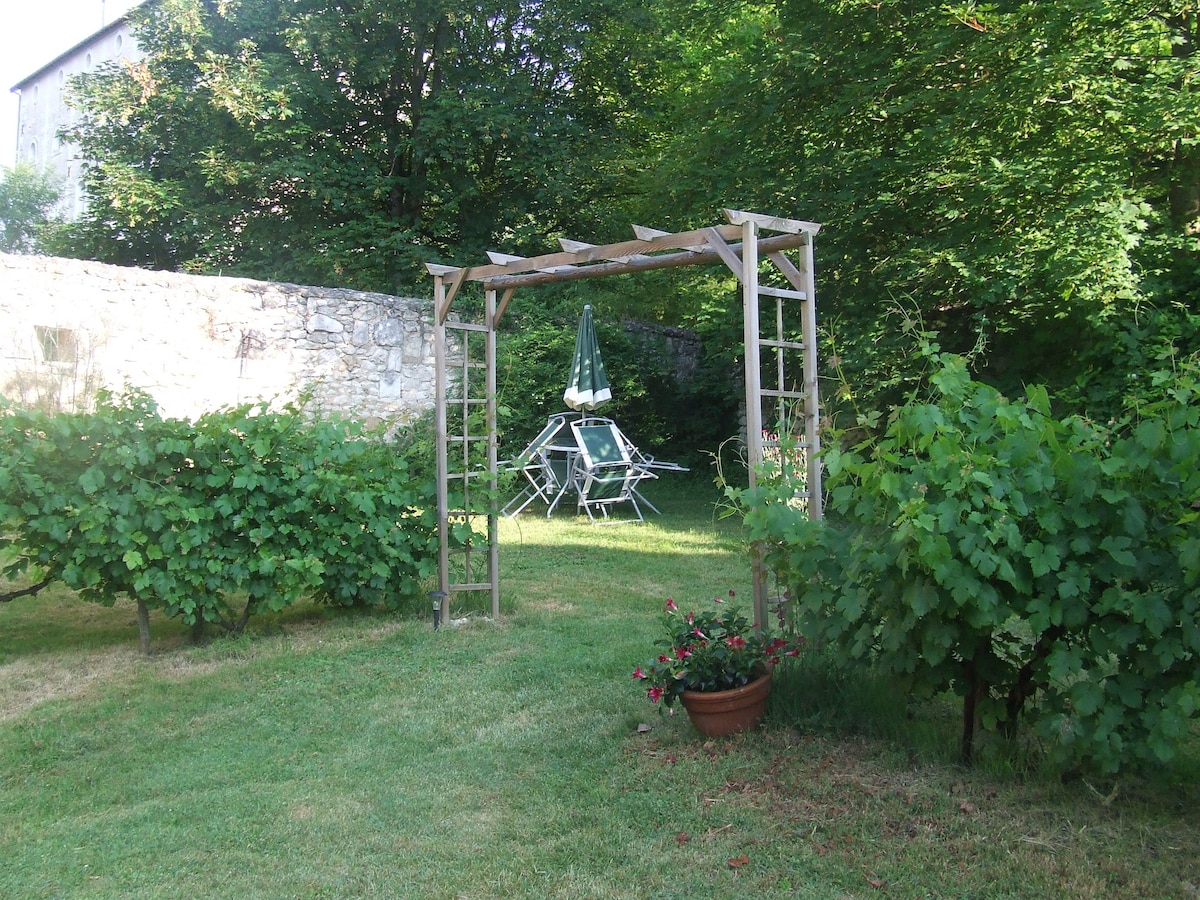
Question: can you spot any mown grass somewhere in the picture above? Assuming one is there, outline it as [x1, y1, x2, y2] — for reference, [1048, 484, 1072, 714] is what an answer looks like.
[2, 480, 1198, 899]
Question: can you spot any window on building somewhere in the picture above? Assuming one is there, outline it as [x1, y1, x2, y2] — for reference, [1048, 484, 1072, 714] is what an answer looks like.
[35, 326, 78, 364]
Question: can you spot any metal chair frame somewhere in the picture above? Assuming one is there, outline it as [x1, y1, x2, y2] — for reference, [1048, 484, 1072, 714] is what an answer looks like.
[500, 414, 571, 518]
[570, 420, 649, 523]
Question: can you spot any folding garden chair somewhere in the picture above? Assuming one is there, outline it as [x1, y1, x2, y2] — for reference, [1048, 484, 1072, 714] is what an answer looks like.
[501, 413, 573, 518]
[574, 416, 689, 515]
[570, 420, 650, 523]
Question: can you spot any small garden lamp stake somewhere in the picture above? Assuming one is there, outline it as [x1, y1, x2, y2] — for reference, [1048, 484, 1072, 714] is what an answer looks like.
[429, 590, 447, 630]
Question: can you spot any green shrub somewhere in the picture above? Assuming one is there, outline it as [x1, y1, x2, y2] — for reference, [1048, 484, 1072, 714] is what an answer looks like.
[0, 391, 439, 642]
[0, 389, 193, 615]
[741, 346, 1200, 775]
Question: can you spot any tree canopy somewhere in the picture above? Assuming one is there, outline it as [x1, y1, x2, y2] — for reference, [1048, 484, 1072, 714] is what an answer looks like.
[63, 0, 654, 291]
[0, 163, 62, 254]
[627, 0, 1200, 404]
[58, 0, 1200, 414]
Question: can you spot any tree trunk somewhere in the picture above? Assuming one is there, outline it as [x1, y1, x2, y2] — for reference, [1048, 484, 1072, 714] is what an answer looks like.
[1002, 625, 1063, 740]
[1168, 12, 1200, 233]
[235, 600, 253, 635]
[1169, 140, 1199, 234]
[190, 613, 206, 644]
[136, 598, 152, 656]
[961, 667, 987, 766]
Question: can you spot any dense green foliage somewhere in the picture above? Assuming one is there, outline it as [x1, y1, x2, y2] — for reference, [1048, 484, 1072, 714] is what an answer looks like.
[61, 0, 652, 291]
[0, 163, 62, 254]
[55, 0, 1200, 423]
[742, 346, 1200, 774]
[635, 0, 1200, 408]
[0, 391, 438, 637]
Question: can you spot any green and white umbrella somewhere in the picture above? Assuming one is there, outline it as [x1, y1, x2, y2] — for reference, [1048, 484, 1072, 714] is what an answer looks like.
[563, 304, 612, 411]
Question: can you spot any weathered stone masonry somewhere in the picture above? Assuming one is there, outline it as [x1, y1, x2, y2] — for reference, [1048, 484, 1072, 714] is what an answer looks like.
[0, 253, 438, 424]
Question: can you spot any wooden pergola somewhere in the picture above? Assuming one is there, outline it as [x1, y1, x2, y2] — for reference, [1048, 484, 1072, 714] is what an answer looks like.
[425, 208, 823, 629]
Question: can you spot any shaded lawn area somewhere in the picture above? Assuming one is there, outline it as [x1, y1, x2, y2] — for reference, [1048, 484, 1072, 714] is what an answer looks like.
[2, 482, 1198, 898]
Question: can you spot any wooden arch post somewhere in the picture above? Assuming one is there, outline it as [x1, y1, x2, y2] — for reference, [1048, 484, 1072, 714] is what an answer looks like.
[426, 209, 822, 626]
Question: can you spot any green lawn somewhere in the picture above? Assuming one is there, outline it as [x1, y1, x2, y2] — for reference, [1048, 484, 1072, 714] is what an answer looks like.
[2, 482, 1198, 899]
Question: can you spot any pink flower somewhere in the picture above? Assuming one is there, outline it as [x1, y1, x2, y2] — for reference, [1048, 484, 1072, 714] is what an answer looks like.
[632, 667, 647, 680]
[658, 654, 670, 663]
[665, 598, 678, 612]
[692, 627, 707, 640]
[686, 611, 694, 625]
[675, 646, 692, 660]
[648, 686, 664, 702]
[713, 595, 724, 604]
[729, 589, 736, 598]
[726, 635, 747, 649]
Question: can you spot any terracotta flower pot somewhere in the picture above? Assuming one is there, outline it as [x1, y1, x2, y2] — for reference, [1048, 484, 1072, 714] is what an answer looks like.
[679, 669, 773, 737]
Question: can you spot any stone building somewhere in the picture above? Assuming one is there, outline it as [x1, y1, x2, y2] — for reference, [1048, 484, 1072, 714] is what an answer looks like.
[10, 4, 145, 221]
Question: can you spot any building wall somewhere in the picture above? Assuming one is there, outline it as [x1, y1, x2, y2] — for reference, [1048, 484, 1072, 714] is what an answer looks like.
[13, 15, 141, 221]
[0, 253, 439, 426]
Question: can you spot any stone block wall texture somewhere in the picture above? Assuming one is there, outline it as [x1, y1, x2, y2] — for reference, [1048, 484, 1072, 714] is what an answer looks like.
[0, 253, 438, 425]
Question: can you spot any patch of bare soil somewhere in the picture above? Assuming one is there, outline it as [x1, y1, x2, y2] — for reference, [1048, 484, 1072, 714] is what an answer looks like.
[0, 648, 147, 722]
[0, 613, 413, 722]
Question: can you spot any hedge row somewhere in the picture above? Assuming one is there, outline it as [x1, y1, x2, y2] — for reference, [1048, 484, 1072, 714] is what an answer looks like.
[0, 390, 439, 645]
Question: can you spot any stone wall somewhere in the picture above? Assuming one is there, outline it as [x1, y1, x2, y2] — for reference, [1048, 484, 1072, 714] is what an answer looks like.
[623, 320, 701, 385]
[0, 253, 438, 426]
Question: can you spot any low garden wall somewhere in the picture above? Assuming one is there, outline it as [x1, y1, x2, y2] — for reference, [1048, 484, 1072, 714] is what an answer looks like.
[0, 253, 438, 425]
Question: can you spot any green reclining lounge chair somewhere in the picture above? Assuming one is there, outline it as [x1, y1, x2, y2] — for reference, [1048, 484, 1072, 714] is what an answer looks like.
[570, 420, 649, 523]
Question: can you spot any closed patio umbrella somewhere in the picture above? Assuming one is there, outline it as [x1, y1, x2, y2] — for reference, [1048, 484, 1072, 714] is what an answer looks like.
[563, 304, 611, 411]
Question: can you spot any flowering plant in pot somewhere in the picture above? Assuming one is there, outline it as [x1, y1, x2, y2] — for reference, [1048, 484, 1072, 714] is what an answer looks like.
[632, 592, 797, 735]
